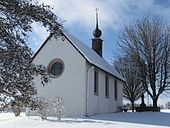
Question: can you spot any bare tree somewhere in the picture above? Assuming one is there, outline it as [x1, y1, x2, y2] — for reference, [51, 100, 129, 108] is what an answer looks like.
[114, 55, 145, 112]
[118, 16, 170, 111]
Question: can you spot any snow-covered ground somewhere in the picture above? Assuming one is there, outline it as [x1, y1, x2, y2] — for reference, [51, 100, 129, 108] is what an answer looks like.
[0, 109, 170, 128]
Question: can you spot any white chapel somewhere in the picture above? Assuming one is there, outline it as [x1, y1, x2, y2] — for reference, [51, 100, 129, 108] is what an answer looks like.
[31, 12, 125, 117]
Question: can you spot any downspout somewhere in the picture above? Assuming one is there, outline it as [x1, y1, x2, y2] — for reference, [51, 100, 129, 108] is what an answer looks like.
[85, 65, 94, 117]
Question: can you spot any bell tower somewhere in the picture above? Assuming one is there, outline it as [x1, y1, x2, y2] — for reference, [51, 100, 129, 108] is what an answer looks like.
[92, 9, 103, 57]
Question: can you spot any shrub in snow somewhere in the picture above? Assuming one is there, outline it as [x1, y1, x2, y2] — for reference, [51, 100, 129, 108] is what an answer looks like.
[36, 98, 48, 120]
[165, 102, 170, 109]
[48, 97, 64, 121]
[26, 97, 64, 121]
[51, 97, 64, 121]
[25, 97, 41, 116]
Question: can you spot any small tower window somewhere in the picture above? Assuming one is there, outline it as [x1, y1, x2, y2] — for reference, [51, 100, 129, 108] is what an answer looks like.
[48, 59, 64, 78]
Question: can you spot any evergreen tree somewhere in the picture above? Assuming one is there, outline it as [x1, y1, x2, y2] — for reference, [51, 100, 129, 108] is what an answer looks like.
[0, 0, 63, 115]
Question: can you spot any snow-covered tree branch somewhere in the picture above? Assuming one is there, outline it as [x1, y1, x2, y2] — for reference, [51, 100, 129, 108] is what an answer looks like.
[0, 0, 63, 116]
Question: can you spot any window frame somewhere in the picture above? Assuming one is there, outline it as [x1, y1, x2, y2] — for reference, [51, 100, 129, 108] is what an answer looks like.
[48, 59, 64, 78]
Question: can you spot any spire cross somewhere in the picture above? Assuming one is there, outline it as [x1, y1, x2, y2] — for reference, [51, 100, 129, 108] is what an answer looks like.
[95, 8, 99, 13]
[95, 8, 99, 29]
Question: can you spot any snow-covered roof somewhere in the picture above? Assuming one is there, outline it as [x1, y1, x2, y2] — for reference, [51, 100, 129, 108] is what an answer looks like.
[63, 31, 125, 82]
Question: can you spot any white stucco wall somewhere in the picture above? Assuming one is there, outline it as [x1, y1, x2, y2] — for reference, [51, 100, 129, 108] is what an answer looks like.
[86, 63, 123, 116]
[32, 36, 87, 117]
[117, 80, 123, 106]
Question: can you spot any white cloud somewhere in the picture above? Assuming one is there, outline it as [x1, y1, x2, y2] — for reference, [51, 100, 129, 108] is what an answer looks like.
[39, 0, 130, 30]
[38, 0, 170, 32]
[30, 0, 170, 46]
[30, 0, 170, 54]
[27, 22, 49, 52]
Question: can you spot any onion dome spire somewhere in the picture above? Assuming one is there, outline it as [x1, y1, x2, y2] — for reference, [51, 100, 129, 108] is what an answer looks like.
[92, 8, 103, 57]
[93, 8, 102, 38]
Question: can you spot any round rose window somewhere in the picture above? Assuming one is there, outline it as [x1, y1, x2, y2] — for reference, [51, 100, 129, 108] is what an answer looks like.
[48, 59, 64, 78]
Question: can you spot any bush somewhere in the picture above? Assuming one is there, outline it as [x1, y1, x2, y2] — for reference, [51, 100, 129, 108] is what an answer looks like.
[36, 98, 48, 120]
[51, 97, 64, 121]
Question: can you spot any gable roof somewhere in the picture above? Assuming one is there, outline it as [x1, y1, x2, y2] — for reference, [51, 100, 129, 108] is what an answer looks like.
[32, 30, 125, 82]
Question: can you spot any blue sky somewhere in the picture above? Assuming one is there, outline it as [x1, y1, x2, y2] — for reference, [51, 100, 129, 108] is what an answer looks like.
[28, 0, 170, 105]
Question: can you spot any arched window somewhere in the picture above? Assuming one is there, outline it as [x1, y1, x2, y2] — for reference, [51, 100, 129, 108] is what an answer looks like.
[48, 59, 64, 78]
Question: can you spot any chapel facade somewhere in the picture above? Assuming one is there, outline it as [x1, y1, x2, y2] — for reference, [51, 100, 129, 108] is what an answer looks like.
[31, 11, 124, 117]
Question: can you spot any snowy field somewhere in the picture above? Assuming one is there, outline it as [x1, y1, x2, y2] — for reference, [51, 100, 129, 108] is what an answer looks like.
[0, 109, 170, 128]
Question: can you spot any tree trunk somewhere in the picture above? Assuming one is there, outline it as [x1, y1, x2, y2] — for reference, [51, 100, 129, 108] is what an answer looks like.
[12, 106, 21, 116]
[131, 101, 135, 112]
[153, 98, 158, 112]
[11, 102, 21, 116]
